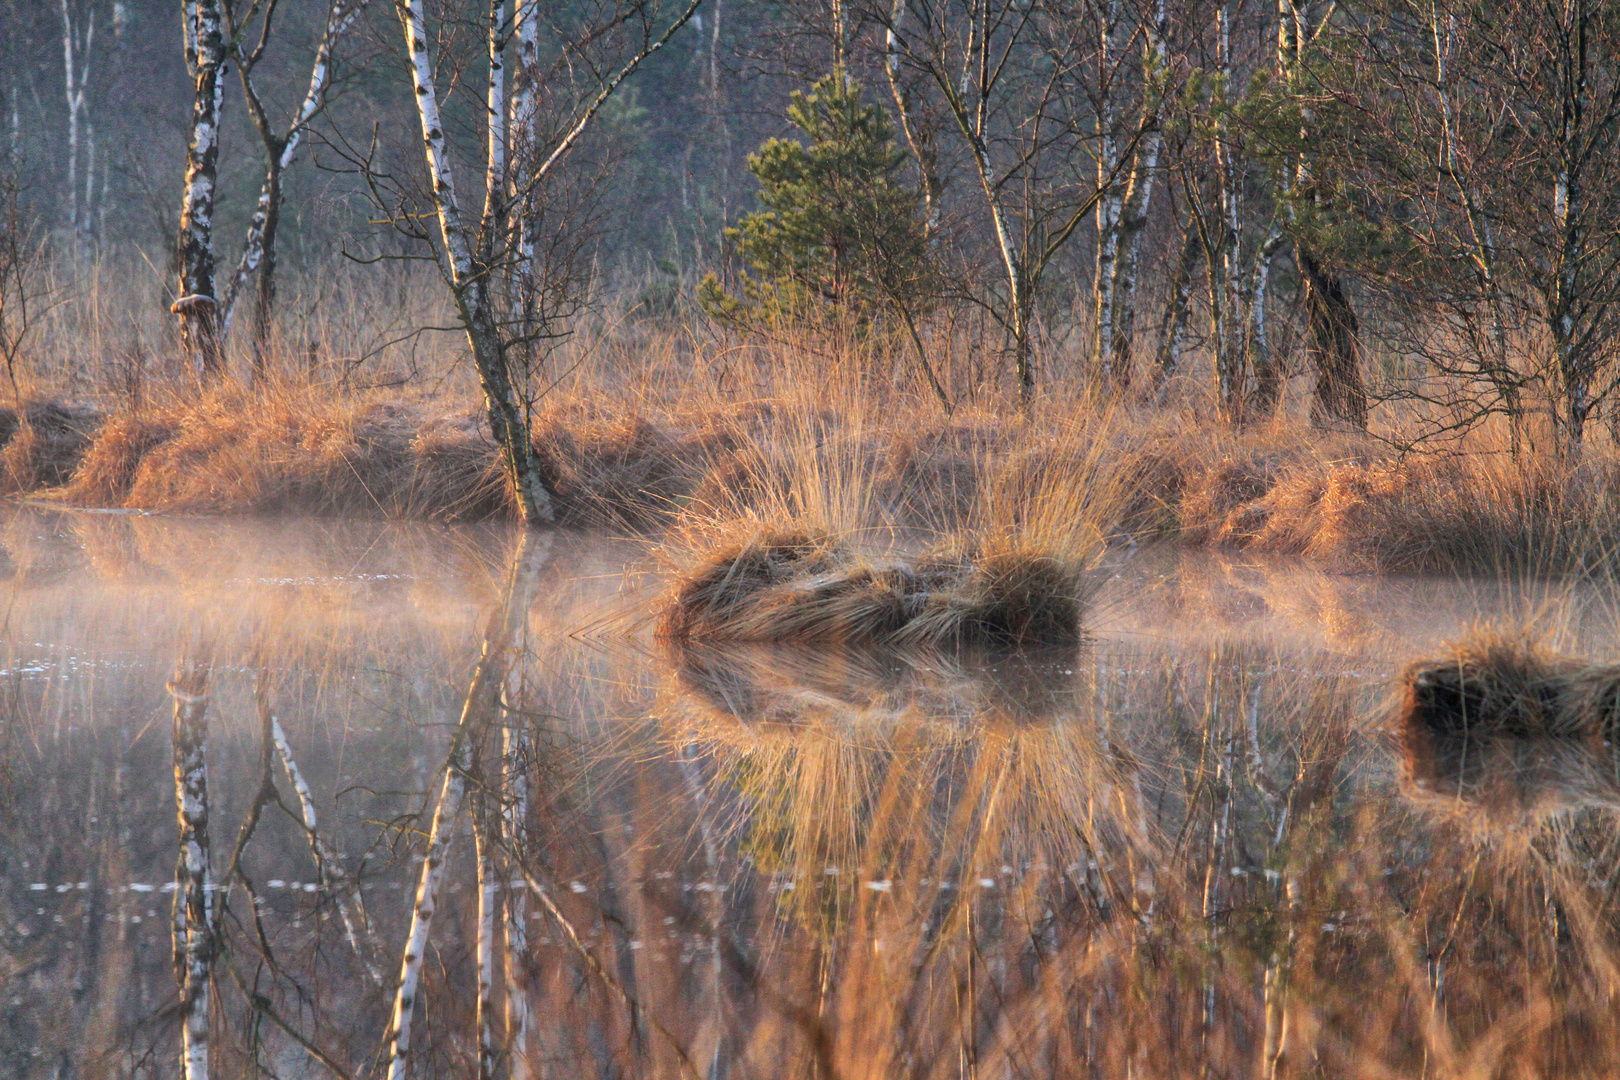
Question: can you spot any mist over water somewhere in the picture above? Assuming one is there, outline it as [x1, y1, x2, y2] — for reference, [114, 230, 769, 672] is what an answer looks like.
[8, 506, 1620, 1078]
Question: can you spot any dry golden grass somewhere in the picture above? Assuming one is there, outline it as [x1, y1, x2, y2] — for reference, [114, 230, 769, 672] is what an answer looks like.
[11, 286, 1620, 576]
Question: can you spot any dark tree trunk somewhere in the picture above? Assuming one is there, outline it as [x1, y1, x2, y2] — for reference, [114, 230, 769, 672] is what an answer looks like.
[1297, 244, 1367, 429]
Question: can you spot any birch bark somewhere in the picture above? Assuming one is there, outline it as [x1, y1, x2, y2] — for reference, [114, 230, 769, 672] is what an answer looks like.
[1105, 0, 1168, 386]
[168, 661, 214, 1080]
[503, 719, 533, 1080]
[1152, 209, 1200, 394]
[1283, 0, 1368, 428]
[271, 715, 384, 985]
[1210, 0, 1246, 419]
[885, 0, 942, 237]
[1092, 0, 1125, 386]
[474, 778, 500, 1080]
[59, 0, 93, 249]
[175, 0, 226, 381]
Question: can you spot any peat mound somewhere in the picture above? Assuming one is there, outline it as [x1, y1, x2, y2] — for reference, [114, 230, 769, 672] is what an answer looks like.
[658, 531, 1084, 647]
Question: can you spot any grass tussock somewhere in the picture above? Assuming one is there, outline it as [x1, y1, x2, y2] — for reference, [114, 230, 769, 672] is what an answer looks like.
[657, 529, 1087, 647]
[1395, 634, 1616, 740]
[45, 384, 723, 524]
[0, 401, 101, 495]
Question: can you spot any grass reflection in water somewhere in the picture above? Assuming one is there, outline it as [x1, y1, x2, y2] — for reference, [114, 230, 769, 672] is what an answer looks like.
[7, 512, 1620, 1077]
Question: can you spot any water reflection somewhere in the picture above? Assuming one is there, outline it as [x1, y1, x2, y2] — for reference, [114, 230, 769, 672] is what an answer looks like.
[8, 507, 1620, 1078]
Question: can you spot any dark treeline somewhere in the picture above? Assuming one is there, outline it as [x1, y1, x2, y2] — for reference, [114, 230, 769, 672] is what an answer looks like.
[1, 0, 1617, 451]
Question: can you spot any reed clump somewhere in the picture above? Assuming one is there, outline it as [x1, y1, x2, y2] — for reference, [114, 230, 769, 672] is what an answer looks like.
[0, 401, 102, 494]
[1395, 635, 1617, 741]
[657, 530, 1086, 646]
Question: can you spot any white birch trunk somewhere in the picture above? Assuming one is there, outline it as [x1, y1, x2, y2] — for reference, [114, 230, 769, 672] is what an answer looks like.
[484, 0, 507, 238]
[885, 0, 941, 237]
[383, 729, 470, 1080]
[397, 0, 557, 525]
[176, 0, 227, 379]
[60, 0, 82, 245]
[962, 127, 1031, 396]
[509, 0, 538, 342]
[168, 662, 214, 1080]
[1092, 0, 1124, 384]
[475, 790, 499, 1080]
[1248, 217, 1288, 408]
[1212, 0, 1245, 415]
[1153, 216, 1200, 395]
[1107, 0, 1168, 380]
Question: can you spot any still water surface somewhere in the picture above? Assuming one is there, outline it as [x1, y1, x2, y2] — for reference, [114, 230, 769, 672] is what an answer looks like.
[5, 507, 1620, 1078]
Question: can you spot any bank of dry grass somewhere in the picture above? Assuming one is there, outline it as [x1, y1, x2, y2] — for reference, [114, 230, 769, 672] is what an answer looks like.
[8, 334, 1620, 575]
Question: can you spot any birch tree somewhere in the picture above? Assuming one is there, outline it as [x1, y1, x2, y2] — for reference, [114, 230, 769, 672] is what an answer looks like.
[59, 0, 98, 252]
[1333, 0, 1620, 446]
[1171, 0, 1293, 420]
[1102, 0, 1171, 386]
[222, 0, 366, 377]
[379, 0, 700, 527]
[174, 0, 228, 381]
[1276, 0, 1368, 428]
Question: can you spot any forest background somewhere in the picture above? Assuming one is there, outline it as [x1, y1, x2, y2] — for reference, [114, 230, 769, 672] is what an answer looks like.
[1, 0, 1618, 560]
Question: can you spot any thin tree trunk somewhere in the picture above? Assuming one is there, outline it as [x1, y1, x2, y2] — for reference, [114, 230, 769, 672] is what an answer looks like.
[884, 0, 940, 234]
[59, 0, 95, 249]
[1278, 0, 1366, 430]
[175, 0, 227, 381]
[224, 0, 366, 367]
[1432, 10, 1519, 442]
[1212, 0, 1245, 420]
[503, 718, 534, 1080]
[249, 178, 280, 378]
[168, 659, 214, 1080]
[1093, 0, 1126, 386]
[474, 778, 500, 1080]
[1108, 0, 1166, 390]
[885, 0, 942, 237]
[1153, 212, 1201, 395]
[1248, 218, 1288, 416]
